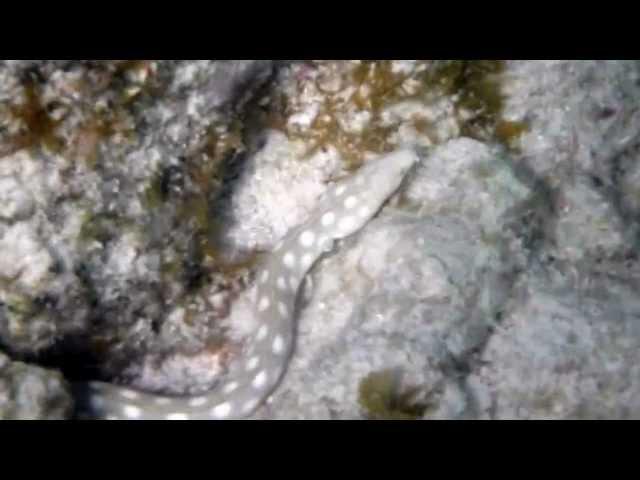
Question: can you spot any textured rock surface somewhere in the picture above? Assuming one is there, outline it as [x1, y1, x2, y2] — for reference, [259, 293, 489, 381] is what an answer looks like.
[0, 60, 275, 387]
[1, 60, 639, 419]
[0, 351, 72, 419]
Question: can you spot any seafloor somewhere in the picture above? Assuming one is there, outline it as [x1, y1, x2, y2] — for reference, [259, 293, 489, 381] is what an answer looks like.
[0, 60, 639, 419]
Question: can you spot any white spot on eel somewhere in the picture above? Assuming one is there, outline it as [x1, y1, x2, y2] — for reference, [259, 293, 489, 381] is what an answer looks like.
[252, 370, 268, 389]
[189, 396, 208, 407]
[211, 402, 232, 418]
[344, 195, 358, 209]
[119, 389, 139, 400]
[272, 335, 285, 354]
[122, 405, 142, 419]
[242, 398, 259, 415]
[259, 269, 270, 284]
[246, 356, 260, 371]
[256, 324, 269, 341]
[321, 211, 335, 226]
[258, 295, 270, 312]
[299, 230, 316, 247]
[166, 412, 190, 420]
[338, 215, 357, 232]
[358, 205, 371, 218]
[283, 252, 296, 269]
[74, 149, 418, 420]
[223, 381, 239, 394]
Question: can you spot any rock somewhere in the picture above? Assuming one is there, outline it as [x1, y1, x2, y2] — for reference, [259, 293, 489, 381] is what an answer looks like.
[0, 352, 72, 419]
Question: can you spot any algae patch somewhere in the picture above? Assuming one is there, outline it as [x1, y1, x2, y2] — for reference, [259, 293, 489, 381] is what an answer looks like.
[259, 60, 528, 175]
[358, 368, 428, 420]
[0, 61, 159, 166]
[422, 60, 528, 148]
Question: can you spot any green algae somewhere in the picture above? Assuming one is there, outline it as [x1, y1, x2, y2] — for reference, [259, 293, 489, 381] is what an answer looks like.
[422, 60, 529, 148]
[358, 368, 428, 420]
[271, 60, 528, 174]
[79, 212, 135, 246]
[142, 171, 166, 209]
[0, 61, 163, 167]
[140, 121, 259, 294]
[495, 119, 529, 150]
[1, 73, 64, 156]
[306, 61, 409, 171]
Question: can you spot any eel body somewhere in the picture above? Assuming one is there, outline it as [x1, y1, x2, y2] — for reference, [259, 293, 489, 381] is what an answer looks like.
[75, 148, 418, 419]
